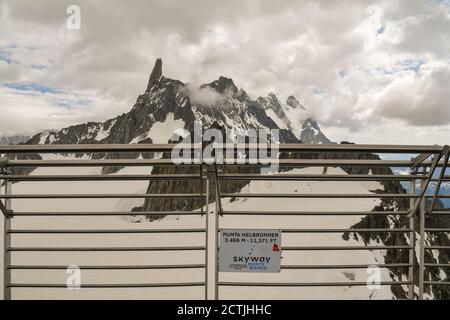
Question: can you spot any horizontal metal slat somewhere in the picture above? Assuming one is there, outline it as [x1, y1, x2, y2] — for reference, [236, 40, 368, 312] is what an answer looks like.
[0, 174, 205, 181]
[8, 228, 206, 234]
[0, 143, 443, 154]
[0, 144, 177, 154]
[8, 264, 205, 270]
[424, 264, 450, 268]
[281, 245, 412, 251]
[218, 281, 412, 287]
[7, 246, 206, 252]
[8, 282, 205, 288]
[280, 228, 412, 233]
[428, 211, 450, 215]
[0, 193, 202, 199]
[424, 228, 450, 232]
[6, 159, 194, 167]
[423, 281, 450, 286]
[221, 211, 409, 216]
[11, 211, 202, 216]
[219, 174, 450, 183]
[222, 193, 450, 199]
[280, 263, 411, 270]
[222, 193, 419, 198]
[218, 174, 423, 181]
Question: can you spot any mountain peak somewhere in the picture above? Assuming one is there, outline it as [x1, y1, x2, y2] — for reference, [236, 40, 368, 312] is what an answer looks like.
[146, 58, 163, 91]
[205, 76, 238, 95]
[286, 95, 306, 110]
[301, 117, 331, 144]
[267, 92, 279, 100]
[257, 92, 281, 109]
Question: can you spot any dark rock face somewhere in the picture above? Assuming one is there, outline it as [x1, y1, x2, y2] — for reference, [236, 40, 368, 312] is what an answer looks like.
[257, 93, 330, 144]
[300, 118, 332, 144]
[346, 198, 450, 299]
[257, 93, 292, 129]
[146, 58, 163, 91]
[202, 76, 238, 95]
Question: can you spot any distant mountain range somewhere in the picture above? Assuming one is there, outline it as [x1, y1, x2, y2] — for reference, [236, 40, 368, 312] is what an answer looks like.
[23, 58, 330, 149]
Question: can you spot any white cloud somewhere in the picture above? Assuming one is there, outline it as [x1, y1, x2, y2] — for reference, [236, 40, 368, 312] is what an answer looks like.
[373, 61, 450, 126]
[182, 85, 224, 106]
[0, 0, 449, 144]
[0, 86, 124, 136]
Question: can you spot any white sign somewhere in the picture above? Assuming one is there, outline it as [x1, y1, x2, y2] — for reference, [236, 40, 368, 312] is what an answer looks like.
[219, 229, 281, 273]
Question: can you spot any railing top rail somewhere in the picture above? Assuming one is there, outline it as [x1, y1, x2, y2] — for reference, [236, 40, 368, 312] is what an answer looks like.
[3, 159, 449, 168]
[0, 143, 445, 154]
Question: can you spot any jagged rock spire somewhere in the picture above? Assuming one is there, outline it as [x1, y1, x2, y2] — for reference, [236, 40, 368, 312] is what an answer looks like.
[146, 58, 163, 91]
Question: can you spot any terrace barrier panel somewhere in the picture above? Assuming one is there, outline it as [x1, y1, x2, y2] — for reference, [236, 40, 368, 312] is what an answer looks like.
[0, 143, 449, 300]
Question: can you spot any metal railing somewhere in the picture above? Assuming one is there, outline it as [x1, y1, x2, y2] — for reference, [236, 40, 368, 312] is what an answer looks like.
[0, 143, 449, 300]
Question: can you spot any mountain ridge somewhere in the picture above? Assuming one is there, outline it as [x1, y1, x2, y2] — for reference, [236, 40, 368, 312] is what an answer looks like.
[22, 59, 330, 149]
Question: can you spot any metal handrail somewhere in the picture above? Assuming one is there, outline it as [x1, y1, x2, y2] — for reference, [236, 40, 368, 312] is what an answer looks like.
[3, 159, 449, 168]
[219, 173, 450, 181]
[1, 143, 449, 300]
[0, 174, 206, 181]
[221, 193, 450, 198]
[281, 245, 413, 251]
[10, 211, 202, 216]
[0, 193, 202, 199]
[218, 281, 413, 287]
[8, 228, 206, 234]
[8, 282, 206, 288]
[8, 264, 206, 270]
[0, 143, 444, 154]
[221, 210, 411, 216]
[281, 263, 411, 270]
[7, 246, 206, 252]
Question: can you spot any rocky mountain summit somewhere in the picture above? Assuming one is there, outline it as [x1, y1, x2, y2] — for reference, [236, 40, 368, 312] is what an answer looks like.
[23, 59, 329, 150]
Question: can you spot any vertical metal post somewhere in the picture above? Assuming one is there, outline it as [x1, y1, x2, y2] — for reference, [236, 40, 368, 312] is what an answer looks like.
[204, 172, 209, 300]
[214, 169, 220, 300]
[200, 164, 204, 216]
[408, 178, 416, 299]
[206, 165, 219, 300]
[3, 179, 12, 300]
[418, 178, 426, 300]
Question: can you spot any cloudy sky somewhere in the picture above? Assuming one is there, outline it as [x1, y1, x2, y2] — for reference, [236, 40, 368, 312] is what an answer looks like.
[0, 0, 449, 144]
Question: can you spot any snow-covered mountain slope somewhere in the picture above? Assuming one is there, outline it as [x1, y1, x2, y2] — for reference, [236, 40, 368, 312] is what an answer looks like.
[1, 165, 394, 300]
[257, 93, 330, 143]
